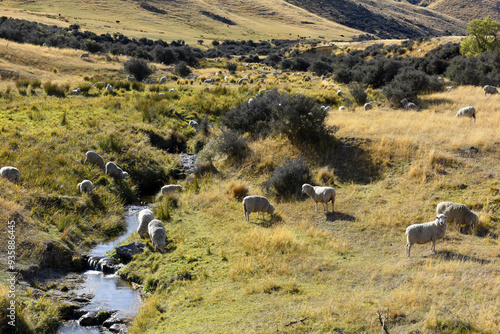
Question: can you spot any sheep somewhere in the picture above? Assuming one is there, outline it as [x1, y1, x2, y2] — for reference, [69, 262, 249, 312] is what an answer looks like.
[436, 202, 479, 231]
[0, 166, 20, 183]
[80, 52, 90, 59]
[126, 75, 136, 82]
[105, 84, 113, 92]
[364, 102, 373, 111]
[169, 88, 176, 92]
[238, 78, 249, 85]
[105, 162, 129, 180]
[339, 106, 347, 111]
[161, 184, 183, 195]
[320, 105, 332, 112]
[337, 89, 343, 97]
[188, 120, 199, 130]
[148, 219, 166, 253]
[248, 97, 255, 104]
[301, 183, 336, 213]
[137, 209, 155, 238]
[242, 196, 275, 221]
[405, 214, 447, 257]
[204, 78, 213, 84]
[71, 88, 81, 95]
[77, 180, 93, 194]
[159, 76, 168, 84]
[84, 151, 106, 170]
[455, 106, 476, 121]
[400, 98, 418, 111]
[483, 85, 499, 96]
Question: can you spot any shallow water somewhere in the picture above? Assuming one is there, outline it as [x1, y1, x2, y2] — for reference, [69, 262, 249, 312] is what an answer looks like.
[57, 205, 147, 333]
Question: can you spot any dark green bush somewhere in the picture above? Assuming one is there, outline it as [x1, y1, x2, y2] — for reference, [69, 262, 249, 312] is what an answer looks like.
[262, 157, 311, 199]
[308, 60, 332, 76]
[226, 62, 237, 71]
[124, 58, 153, 82]
[383, 68, 443, 106]
[216, 129, 249, 163]
[348, 82, 368, 106]
[174, 61, 191, 77]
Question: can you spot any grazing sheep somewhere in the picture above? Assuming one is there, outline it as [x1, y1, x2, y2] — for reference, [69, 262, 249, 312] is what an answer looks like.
[400, 98, 418, 111]
[105, 162, 129, 180]
[159, 76, 168, 84]
[248, 97, 255, 104]
[483, 85, 499, 96]
[339, 106, 347, 111]
[204, 78, 213, 84]
[242, 196, 275, 221]
[364, 103, 373, 111]
[238, 78, 249, 85]
[148, 219, 166, 253]
[105, 84, 113, 92]
[71, 88, 81, 95]
[77, 180, 93, 194]
[161, 184, 183, 195]
[137, 209, 155, 238]
[406, 214, 448, 257]
[337, 89, 343, 97]
[84, 151, 106, 170]
[188, 120, 199, 130]
[436, 202, 479, 231]
[320, 105, 332, 112]
[80, 52, 90, 59]
[302, 183, 336, 213]
[126, 75, 136, 82]
[169, 88, 176, 92]
[0, 166, 20, 183]
[455, 106, 476, 121]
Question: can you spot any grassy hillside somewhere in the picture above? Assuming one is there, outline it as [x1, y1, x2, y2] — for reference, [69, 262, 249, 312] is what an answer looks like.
[421, 0, 500, 23]
[0, 37, 499, 333]
[0, 0, 362, 43]
[0, 0, 476, 42]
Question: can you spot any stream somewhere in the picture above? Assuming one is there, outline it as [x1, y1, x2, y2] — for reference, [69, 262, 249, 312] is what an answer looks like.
[56, 205, 146, 334]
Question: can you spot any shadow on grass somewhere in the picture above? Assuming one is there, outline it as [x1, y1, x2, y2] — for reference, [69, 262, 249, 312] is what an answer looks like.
[326, 211, 356, 222]
[251, 214, 283, 228]
[436, 250, 490, 265]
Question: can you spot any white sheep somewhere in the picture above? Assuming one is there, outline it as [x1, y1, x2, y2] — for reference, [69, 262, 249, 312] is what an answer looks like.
[84, 151, 106, 170]
[436, 201, 478, 231]
[301, 183, 336, 213]
[137, 209, 155, 238]
[204, 78, 214, 84]
[238, 78, 249, 85]
[80, 52, 90, 59]
[126, 75, 136, 82]
[337, 89, 343, 97]
[400, 98, 418, 111]
[320, 105, 332, 112]
[455, 106, 476, 121]
[71, 88, 81, 95]
[483, 85, 499, 96]
[364, 102, 373, 111]
[248, 97, 255, 104]
[159, 76, 168, 84]
[105, 84, 113, 92]
[105, 162, 129, 180]
[77, 180, 93, 194]
[161, 184, 183, 195]
[148, 219, 167, 253]
[188, 120, 199, 130]
[338, 106, 347, 111]
[0, 166, 20, 183]
[405, 214, 447, 257]
[242, 195, 275, 221]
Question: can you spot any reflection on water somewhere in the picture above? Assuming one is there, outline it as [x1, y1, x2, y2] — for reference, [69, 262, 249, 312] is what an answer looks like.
[57, 206, 147, 333]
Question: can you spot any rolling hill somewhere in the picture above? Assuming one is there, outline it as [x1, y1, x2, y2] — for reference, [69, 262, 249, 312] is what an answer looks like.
[0, 0, 487, 42]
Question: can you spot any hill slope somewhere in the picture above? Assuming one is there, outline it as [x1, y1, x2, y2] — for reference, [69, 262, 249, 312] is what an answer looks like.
[426, 0, 500, 22]
[0, 0, 472, 42]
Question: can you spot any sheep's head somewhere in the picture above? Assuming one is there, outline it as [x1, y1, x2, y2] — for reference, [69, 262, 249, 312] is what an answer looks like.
[267, 204, 275, 215]
[436, 214, 447, 225]
[122, 172, 129, 179]
[301, 183, 312, 194]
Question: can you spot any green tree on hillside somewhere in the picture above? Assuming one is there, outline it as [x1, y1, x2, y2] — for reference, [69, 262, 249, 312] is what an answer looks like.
[460, 18, 500, 56]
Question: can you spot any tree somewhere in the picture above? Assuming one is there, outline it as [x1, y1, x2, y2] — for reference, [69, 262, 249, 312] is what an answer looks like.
[460, 18, 500, 57]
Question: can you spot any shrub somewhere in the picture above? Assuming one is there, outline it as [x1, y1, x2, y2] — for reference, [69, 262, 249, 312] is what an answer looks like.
[226, 62, 237, 71]
[262, 157, 311, 199]
[317, 167, 335, 185]
[308, 60, 332, 76]
[124, 58, 153, 82]
[174, 61, 191, 77]
[43, 81, 67, 97]
[215, 129, 249, 163]
[383, 68, 443, 106]
[348, 82, 368, 106]
[226, 180, 249, 200]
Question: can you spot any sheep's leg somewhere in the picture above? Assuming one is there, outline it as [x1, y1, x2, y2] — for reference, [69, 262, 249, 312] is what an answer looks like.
[331, 198, 335, 213]
[406, 243, 411, 257]
[431, 240, 436, 254]
[256, 211, 260, 220]
[262, 212, 265, 221]
[315, 202, 318, 212]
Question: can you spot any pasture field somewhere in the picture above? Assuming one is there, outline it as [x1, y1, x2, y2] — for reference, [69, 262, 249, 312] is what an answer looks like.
[0, 37, 499, 333]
